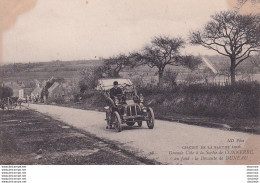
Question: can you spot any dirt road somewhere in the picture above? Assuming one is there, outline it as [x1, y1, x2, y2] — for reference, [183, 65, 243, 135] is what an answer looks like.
[0, 109, 157, 165]
[28, 104, 259, 165]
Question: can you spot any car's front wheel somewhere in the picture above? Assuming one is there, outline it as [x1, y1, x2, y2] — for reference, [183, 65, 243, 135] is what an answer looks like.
[146, 107, 154, 129]
[113, 111, 122, 132]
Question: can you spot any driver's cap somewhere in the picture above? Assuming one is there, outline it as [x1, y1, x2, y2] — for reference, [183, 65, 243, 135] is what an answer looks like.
[113, 81, 118, 86]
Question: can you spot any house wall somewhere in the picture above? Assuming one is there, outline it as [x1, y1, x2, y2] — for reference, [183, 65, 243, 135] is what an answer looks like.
[48, 85, 65, 102]
[18, 89, 24, 99]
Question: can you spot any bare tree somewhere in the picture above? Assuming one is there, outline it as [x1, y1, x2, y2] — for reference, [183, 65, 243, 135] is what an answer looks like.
[133, 36, 201, 87]
[102, 54, 132, 78]
[190, 11, 260, 85]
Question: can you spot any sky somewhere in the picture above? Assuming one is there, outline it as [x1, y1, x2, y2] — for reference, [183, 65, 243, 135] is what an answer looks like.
[2, 0, 232, 64]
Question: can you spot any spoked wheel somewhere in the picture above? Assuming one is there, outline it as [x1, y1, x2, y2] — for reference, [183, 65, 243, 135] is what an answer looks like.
[146, 107, 154, 129]
[106, 111, 112, 129]
[137, 121, 142, 127]
[113, 111, 122, 132]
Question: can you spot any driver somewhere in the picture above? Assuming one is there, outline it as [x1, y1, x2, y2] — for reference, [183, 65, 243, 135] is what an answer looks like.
[110, 81, 122, 100]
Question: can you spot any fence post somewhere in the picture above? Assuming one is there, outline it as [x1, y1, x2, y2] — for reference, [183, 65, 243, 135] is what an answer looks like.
[7, 97, 10, 110]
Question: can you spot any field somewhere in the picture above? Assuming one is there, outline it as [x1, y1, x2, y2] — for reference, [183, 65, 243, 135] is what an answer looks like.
[1, 60, 103, 83]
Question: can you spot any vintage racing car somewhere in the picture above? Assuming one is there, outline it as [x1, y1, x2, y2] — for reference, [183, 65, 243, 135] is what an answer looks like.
[96, 78, 155, 132]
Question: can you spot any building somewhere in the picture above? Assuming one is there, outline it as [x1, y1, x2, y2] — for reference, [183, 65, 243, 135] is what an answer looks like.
[120, 66, 159, 86]
[48, 82, 62, 100]
[18, 89, 24, 99]
[31, 84, 42, 102]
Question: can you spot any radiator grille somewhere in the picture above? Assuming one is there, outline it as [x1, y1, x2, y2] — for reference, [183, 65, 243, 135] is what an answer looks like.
[126, 105, 141, 116]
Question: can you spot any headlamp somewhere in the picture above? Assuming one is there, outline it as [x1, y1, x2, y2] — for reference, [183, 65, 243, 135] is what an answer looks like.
[139, 94, 144, 103]
[114, 97, 119, 105]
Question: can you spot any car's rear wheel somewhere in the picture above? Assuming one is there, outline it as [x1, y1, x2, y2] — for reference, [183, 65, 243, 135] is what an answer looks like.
[106, 111, 112, 129]
[146, 107, 154, 129]
[113, 111, 122, 132]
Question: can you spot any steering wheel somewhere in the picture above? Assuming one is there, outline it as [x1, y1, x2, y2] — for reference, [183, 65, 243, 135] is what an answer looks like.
[115, 93, 124, 98]
[120, 83, 131, 90]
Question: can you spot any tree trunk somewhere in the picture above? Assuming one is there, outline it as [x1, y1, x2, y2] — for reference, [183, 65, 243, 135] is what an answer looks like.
[158, 70, 164, 87]
[230, 58, 236, 85]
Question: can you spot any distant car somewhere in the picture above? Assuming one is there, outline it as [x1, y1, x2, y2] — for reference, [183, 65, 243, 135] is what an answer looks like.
[96, 78, 155, 132]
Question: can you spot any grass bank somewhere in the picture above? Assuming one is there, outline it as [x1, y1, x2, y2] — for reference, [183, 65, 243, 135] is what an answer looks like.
[138, 82, 259, 119]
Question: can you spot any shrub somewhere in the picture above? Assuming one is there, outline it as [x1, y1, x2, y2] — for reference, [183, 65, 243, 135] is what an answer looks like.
[74, 81, 259, 119]
[183, 72, 203, 84]
[0, 86, 13, 99]
[52, 95, 65, 104]
[163, 69, 178, 88]
[78, 67, 103, 94]
[81, 90, 106, 107]
[141, 82, 259, 119]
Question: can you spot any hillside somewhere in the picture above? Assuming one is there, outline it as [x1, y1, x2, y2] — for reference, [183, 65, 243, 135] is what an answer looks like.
[0, 60, 103, 83]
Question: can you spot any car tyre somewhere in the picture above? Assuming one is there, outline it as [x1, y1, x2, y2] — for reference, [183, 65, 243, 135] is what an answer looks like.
[106, 111, 111, 124]
[113, 111, 122, 132]
[146, 107, 154, 129]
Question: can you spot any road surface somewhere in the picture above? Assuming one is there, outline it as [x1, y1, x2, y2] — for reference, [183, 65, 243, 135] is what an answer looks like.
[27, 104, 259, 165]
[1, 109, 154, 165]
